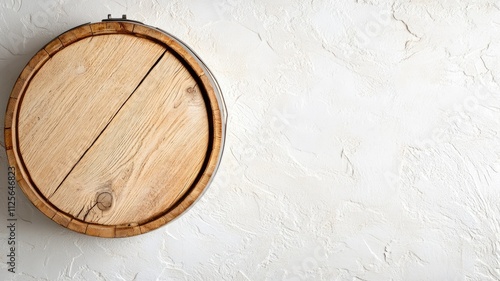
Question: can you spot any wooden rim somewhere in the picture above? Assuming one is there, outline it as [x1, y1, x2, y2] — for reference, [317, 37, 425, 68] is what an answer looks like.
[4, 21, 224, 238]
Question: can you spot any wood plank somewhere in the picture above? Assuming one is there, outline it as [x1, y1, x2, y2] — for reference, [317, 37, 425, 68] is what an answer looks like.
[58, 24, 93, 46]
[86, 224, 115, 237]
[44, 38, 63, 55]
[91, 22, 134, 35]
[8, 21, 225, 237]
[67, 219, 88, 234]
[49, 51, 209, 226]
[52, 212, 71, 227]
[116, 225, 141, 237]
[4, 98, 16, 129]
[17, 34, 166, 199]
[4, 128, 12, 150]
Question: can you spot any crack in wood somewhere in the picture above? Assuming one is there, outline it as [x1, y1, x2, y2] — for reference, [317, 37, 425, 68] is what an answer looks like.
[47, 49, 168, 201]
[82, 202, 98, 221]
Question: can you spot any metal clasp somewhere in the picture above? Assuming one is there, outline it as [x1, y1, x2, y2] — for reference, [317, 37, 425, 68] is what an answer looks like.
[102, 14, 143, 24]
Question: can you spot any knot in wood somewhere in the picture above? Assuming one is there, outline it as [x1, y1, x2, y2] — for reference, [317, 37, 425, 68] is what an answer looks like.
[5, 20, 225, 237]
[96, 192, 113, 211]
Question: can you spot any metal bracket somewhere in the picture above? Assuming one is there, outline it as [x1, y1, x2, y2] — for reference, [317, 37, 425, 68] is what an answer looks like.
[102, 14, 143, 24]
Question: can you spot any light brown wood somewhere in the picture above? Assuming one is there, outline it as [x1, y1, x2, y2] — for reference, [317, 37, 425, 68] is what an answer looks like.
[19, 35, 166, 199]
[49, 51, 209, 225]
[5, 21, 224, 237]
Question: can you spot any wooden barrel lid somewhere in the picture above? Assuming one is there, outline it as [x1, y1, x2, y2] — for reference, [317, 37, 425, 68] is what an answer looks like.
[4, 19, 225, 237]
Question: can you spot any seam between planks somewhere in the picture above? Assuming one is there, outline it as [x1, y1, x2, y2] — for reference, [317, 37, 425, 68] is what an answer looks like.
[47, 49, 169, 200]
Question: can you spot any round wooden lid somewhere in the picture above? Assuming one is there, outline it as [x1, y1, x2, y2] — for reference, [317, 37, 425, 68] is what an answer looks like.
[4, 20, 225, 237]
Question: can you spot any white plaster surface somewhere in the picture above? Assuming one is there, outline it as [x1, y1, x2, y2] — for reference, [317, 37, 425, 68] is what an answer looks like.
[1, 0, 500, 280]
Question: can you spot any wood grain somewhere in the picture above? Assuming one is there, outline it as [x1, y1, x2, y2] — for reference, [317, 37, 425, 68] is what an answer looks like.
[18, 34, 165, 199]
[49, 51, 209, 226]
[6, 21, 224, 237]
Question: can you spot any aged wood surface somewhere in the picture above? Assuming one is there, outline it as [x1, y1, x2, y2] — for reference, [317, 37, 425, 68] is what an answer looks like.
[18, 34, 166, 199]
[5, 22, 224, 237]
[49, 51, 209, 226]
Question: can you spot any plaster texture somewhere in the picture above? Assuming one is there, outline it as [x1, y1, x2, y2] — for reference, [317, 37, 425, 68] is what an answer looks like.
[1, 0, 500, 280]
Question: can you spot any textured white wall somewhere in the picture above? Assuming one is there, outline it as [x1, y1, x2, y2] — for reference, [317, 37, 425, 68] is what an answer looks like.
[1, 0, 500, 280]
